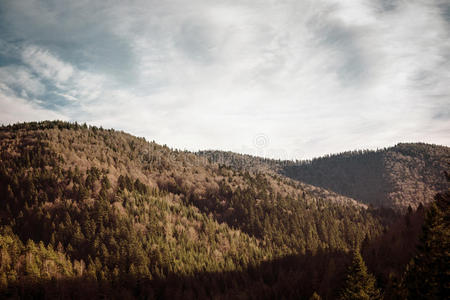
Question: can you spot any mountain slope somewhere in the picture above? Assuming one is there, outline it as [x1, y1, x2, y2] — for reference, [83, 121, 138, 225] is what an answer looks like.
[199, 143, 450, 210]
[282, 143, 449, 210]
[0, 121, 387, 298]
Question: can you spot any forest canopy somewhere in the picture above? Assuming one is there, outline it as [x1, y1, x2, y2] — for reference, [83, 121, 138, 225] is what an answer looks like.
[0, 121, 448, 299]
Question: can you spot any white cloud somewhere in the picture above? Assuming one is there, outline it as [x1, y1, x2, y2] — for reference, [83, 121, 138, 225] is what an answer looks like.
[0, 90, 67, 125]
[0, 0, 449, 158]
[0, 65, 46, 95]
[22, 45, 74, 84]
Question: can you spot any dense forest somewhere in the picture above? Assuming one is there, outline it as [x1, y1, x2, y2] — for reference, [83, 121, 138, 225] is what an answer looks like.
[0, 121, 448, 299]
[200, 144, 450, 211]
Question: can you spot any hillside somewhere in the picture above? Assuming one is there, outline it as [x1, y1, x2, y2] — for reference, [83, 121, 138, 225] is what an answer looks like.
[0, 121, 386, 298]
[282, 143, 449, 210]
[0, 121, 447, 299]
[200, 143, 450, 211]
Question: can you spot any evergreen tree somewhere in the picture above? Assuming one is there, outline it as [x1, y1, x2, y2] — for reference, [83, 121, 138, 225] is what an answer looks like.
[403, 190, 450, 299]
[339, 250, 381, 300]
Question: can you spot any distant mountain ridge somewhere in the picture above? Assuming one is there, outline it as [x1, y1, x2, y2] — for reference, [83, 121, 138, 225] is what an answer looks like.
[198, 143, 450, 211]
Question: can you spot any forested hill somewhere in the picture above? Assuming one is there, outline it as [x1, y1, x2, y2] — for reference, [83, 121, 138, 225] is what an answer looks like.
[0, 121, 382, 298]
[0, 121, 447, 299]
[282, 143, 450, 211]
[200, 143, 450, 211]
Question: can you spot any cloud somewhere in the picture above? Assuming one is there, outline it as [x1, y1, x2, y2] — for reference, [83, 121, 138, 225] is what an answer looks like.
[0, 88, 67, 125]
[0, 65, 46, 95]
[22, 45, 74, 84]
[0, 0, 449, 159]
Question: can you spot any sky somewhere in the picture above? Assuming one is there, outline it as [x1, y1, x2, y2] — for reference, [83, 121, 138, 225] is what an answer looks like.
[0, 0, 449, 159]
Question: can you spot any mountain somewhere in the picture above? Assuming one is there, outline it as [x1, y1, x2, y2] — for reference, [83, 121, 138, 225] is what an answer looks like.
[282, 143, 450, 211]
[0, 121, 447, 299]
[199, 143, 450, 211]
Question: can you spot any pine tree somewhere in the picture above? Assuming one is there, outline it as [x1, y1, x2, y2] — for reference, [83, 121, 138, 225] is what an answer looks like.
[403, 190, 450, 299]
[339, 250, 381, 300]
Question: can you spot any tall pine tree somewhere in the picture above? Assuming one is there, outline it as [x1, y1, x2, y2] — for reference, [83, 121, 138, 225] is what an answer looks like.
[402, 189, 450, 299]
[339, 250, 381, 300]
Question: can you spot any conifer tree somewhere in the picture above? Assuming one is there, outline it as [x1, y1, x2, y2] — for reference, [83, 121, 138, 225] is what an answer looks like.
[339, 250, 381, 300]
[403, 190, 450, 299]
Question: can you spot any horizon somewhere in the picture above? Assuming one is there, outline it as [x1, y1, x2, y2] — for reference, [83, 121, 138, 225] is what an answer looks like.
[1, 119, 448, 161]
[1, 0, 449, 159]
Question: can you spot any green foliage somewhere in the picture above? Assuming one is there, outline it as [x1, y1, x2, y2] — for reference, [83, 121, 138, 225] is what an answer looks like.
[339, 250, 381, 300]
[0, 121, 445, 299]
[0, 226, 74, 287]
[402, 189, 450, 299]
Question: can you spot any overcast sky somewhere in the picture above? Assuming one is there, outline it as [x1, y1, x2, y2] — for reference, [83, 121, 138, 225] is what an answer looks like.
[0, 0, 449, 159]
